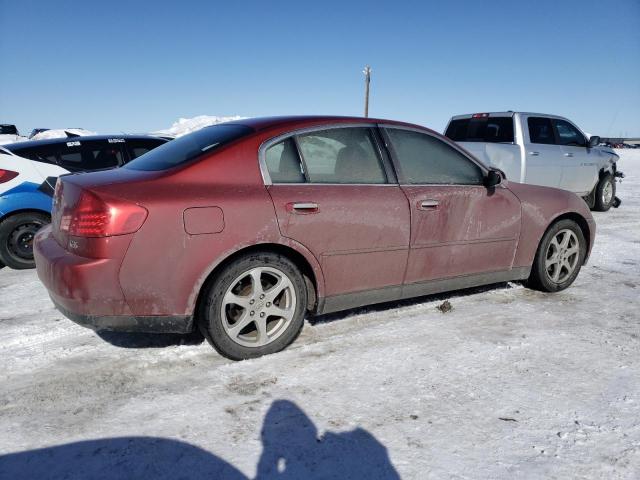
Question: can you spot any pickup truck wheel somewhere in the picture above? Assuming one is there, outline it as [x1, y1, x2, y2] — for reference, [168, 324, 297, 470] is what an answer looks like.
[199, 252, 307, 360]
[593, 173, 615, 212]
[526, 219, 586, 292]
[0, 212, 50, 270]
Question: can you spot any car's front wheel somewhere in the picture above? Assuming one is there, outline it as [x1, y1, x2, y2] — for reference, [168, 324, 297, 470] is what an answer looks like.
[593, 173, 616, 212]
[526, 219, 586, 292]
[0, 212, 50, 270]
[199, 252, 308, 360]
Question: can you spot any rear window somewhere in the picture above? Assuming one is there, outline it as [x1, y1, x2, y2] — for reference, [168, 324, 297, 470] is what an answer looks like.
[445, 117, 514, 143]
[6, 144, 59, 165]
[124, 125, 252, 171]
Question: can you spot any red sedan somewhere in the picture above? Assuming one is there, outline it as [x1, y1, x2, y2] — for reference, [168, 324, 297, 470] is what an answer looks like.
[34, 116, 595, 360]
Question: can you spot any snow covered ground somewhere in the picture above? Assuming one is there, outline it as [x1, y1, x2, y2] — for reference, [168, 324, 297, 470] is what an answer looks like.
[0, 151, 638, 479]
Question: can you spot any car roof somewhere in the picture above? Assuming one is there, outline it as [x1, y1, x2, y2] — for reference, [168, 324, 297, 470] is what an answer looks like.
[449, 111, 571, 121]
[5, 134, 167, 149]
[224, 115, 435, 133]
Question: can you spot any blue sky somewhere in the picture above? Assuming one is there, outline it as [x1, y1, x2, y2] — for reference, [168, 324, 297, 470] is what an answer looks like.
[1, 0, 638, 136]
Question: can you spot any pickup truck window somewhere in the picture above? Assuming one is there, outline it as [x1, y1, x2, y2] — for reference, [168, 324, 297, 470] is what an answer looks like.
[527, 117, 555, 145]
[386, 128, 484, 185]
[554, 119, 586, 147]
[445, 117, 514, 143]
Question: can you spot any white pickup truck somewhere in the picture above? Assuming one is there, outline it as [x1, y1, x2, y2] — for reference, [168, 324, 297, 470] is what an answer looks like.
[445, 112, 622, 211]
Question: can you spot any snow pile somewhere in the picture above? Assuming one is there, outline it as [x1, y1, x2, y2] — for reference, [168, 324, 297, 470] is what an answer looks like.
[154, 115, 244, 138]
[30, 128, 97, 141]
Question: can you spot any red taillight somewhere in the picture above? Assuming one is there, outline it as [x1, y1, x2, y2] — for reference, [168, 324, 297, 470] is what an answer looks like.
[0, 169, 19, 184]
[472, 113, 490, 118]
[63, 190, 148, 238]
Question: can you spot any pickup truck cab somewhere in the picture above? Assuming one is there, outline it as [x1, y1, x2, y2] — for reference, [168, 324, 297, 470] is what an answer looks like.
[445, 112, 622, 211]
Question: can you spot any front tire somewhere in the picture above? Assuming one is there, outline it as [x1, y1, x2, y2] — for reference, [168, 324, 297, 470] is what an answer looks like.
[199, 252, 308, 360]
[593, 173, 615, 212]
[526, 219, 586, 292]
[0, 212, 50, 270]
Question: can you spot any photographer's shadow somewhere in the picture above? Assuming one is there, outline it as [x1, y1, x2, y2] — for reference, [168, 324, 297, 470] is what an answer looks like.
[0, 400, 400, 480]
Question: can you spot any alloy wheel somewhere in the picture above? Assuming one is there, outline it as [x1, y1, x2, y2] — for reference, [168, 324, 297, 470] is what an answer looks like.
[221, 266, 297, 348]
[544, 229, 580, 283]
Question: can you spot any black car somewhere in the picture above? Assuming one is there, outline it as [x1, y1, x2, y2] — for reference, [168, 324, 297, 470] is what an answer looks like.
[5, 134, 169, 172]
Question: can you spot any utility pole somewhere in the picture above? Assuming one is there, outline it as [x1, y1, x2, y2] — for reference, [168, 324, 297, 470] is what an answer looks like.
[363, 65, 371, 117]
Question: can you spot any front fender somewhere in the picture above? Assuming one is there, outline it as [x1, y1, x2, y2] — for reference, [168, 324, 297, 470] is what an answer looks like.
[507, 182, 595, 267]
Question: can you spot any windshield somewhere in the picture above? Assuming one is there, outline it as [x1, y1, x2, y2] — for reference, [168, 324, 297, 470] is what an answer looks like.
[446, 117, 514, 143]
[124, 124, 253, 171]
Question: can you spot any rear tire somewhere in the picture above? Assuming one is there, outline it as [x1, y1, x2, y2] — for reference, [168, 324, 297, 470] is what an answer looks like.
[526, 219, 586, 292]
[593, 173, 615, 212]
[199, 252, 307, 360]
[0, 212, 50, 270]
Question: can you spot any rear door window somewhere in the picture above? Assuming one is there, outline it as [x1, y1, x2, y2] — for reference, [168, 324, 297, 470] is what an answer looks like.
[527, 117, 555, 144]
[553, 119, 586, 147]
[296, 127, 387, 184]
[58, 141, 124, 171]
[445, 117, 514, 143]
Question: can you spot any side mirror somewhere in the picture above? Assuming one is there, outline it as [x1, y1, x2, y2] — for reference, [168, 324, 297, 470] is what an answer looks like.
[588, 135, 600, 148]
[484, 169, 502, 188]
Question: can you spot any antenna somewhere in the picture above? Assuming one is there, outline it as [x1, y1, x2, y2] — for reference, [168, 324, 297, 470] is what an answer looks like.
[363, 65, 371, 118]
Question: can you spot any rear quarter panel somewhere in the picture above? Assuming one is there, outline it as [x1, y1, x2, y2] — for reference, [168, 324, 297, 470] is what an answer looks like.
[107, 138, 325, 317]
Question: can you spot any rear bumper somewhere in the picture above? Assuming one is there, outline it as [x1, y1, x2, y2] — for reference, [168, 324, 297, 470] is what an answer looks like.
[34, 226, 193, 334]
[53, 299, 193, 333]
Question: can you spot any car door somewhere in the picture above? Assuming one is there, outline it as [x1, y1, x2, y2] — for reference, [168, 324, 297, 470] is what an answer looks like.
[553, 118, 598, 195]
[522, 116, 562, 187]
[381, 126, 521, 290]
[262, 125, 410, 305]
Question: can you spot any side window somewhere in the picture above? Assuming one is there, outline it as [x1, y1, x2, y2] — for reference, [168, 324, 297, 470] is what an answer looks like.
[296, 127, 387, 184]
[554, 119, 586, 147]
[527, 117, 555, 144]
[58, 144, 84, 170]
[385, 128, 483, 185]
[85, 144, 124, 169]
[59, 143, 123, 171]
[265, 138, 306, 183]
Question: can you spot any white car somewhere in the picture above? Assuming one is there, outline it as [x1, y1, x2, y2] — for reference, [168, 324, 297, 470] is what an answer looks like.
[445, 112, 623, 211]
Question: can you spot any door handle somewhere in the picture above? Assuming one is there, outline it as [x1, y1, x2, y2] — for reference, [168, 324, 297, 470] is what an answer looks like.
[564, 153, 574, 157]
[529, 151, 540, 156]
[288, 202, 319, 214]
[419, 199, 439, 210]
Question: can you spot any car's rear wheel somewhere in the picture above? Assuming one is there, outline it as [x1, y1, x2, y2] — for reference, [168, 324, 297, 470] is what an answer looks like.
[526, 219, 586, 292]
[593, 173, 615, 212]
[199, 252, 307, 360]
[0, 212, 50, 270]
